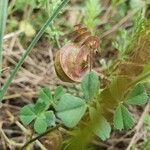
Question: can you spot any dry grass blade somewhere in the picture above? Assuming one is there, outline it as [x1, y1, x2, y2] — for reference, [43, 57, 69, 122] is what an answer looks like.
[127, 103, 150, 150]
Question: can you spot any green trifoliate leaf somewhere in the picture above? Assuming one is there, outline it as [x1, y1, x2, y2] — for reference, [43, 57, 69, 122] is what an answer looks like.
[34, 100, 47, 114]
[89, 107, 111, 141]
[34, 114, 47, 134]
[113, 104, 134, 130]
[45, 111, 56, 126]
[34, 111, 56, 134]
[20, 104, 36, 126]
[126, 84, 149, 106]
[55, 94, 87, 128]
[54, 86, 65, 100]
[95, 117, 111, 141]
[81, 71, 100, 102]
[39, 87, 53, 109]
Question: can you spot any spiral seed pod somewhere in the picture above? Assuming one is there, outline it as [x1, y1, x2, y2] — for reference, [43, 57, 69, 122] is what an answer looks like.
[54, 24, 100, 82]
[73, 24, 100, 48]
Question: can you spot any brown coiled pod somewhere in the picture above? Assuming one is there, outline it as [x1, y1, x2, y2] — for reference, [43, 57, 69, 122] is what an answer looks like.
[55, 24, 100, 82]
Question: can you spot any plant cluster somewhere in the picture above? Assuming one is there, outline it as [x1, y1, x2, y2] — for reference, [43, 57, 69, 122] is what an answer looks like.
[20, 69, 149, 148]
[0, 0, 150, 149]
[8, 0, 62, 46]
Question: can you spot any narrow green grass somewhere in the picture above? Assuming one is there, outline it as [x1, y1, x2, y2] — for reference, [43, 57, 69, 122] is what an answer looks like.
[0, 0, 8, 82]
[0, 0, 70, 101]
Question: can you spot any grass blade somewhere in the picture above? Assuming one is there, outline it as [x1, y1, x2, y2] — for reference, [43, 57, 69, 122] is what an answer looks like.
[0, 0, 8, 82]
[0, 0, 70, 101]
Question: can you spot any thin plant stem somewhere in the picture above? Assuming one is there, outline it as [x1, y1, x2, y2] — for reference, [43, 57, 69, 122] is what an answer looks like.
[128, 71, 150, 88]
[8, 0, 16, 15]
[123, 71, 150, 98]
[0, 0, 70, 101]
[0, 0, 8, 85]
[21, 125, 61, 150]
[89, 49, 92, 72]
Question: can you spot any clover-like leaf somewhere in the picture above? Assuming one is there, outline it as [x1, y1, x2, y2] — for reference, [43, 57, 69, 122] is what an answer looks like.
[34, 114, 47, 134]
[39, 87, 53, 109]
[81, 71, 100, 102]
[45, 111, 56, 126]
[54, 86, 65, 100]
[113, 104, 134, 130]
[34, 101, 47, 114]
[95, 117, 111, 141]
[20, 104, 36, 126]
[126, 84, 149, 106]
[55, 94, 87, 128]
[89, 107, 111, 140]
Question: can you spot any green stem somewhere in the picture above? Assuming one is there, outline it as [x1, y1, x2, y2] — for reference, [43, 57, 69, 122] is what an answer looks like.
[129, 71, 150, 88]
[0, 0, 8, 85]
[8, 0, 16, 15]
[0, 0, 70, 101]
[21, 125, 61, 150]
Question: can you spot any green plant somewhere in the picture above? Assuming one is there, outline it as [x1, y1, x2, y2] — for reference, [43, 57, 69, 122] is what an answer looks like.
[84, 0, 102, 34]
[20, 71, 112, 146]
[20, 87, 59, 134]
[20, 70, 149, 148]
[20, 72, 98, 131]
[17, 6, 150, 148]
[58, 17, 150, 149]
[41, 0, 63, 47]
[10, 0, 62, 47]
[113, 28, 131, 59]
[0, 0, 8, 79]
[0, 0, 70, 101]
[130, 0, 146, 13]
[1, 0, 150, 149]
[113, 13, 145, 60]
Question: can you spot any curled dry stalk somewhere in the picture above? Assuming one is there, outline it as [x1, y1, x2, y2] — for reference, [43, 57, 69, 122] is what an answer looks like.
[0, 0, 70, 102]
[55, 24, 100, 82]
[0, 122, 24, 147]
